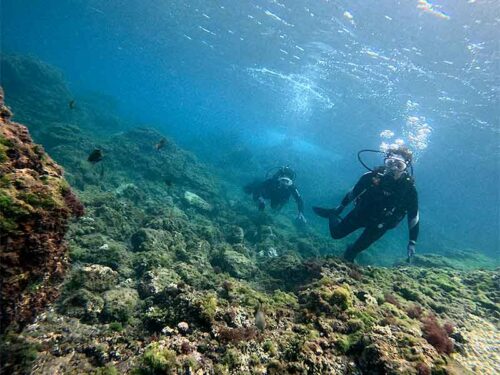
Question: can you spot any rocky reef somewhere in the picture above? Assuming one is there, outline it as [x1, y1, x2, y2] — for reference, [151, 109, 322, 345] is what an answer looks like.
[0, 55, 498, 375]
[0, 87, 83, 334]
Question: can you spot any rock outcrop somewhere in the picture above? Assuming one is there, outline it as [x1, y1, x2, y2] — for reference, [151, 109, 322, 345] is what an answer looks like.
[0, 87, 83, 333]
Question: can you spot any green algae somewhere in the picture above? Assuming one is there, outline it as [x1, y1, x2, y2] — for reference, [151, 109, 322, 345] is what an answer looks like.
[136, 343, 178, 375]
[17, 191, 58, 210]
[221, 348, 243, 369]
[331, 285, 353, 310]
[0, 190, 29, 232]
[95, 364, 119, 375]
[199, 293, 218, 320]
[263, 340, 278, 356]
[0, 332, 41, 374]
[108, 321, 124, 332]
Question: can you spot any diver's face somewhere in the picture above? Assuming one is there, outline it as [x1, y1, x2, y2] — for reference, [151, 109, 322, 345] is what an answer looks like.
[385, 157, 407, 179]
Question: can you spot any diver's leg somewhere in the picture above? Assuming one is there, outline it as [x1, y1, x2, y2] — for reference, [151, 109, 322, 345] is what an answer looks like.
[313, 206, 337, 218]
[329, 210, 362, 239]
[343, 226, 387, 262]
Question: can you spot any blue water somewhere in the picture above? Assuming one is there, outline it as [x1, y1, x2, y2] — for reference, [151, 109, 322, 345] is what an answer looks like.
[2, 0, 499, 259]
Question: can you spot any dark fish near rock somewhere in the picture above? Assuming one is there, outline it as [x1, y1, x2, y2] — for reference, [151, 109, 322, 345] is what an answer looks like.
[255, 301, 266, 332]
[165, 179, 173, 187]
[154, 137, 167, 151]
[69, 100, 76, 110]
[87, 149, 103, 164]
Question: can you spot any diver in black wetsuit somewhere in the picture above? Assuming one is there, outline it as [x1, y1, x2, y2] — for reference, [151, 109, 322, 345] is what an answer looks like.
[313, 146, 419, 262]
[244, 166, 307, 224]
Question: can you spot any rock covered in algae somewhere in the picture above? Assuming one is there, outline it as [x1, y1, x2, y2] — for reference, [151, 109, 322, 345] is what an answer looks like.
[183, 190, 213, 211]
[70, 264, 119, 292]
[0, 87, 83, 332]
[138, 268, 181, 298]
[102, 287, 139, 323]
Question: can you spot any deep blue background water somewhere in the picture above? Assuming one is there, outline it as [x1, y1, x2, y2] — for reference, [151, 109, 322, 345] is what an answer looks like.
[1, 0, 499, 260]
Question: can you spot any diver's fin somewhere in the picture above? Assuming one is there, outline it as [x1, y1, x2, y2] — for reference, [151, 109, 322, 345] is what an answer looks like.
[312, 206, 336, 218]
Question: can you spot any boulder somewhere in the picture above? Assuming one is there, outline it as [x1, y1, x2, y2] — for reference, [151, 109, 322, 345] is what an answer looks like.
[183, 191, 212, 211]
[59, 289, 104, 323]
[220, 250, 257, 279]
[102, 287, 139, 322]
[138, 268, 181, 298]
[226, 226, 245, 244]
[71, 264, 118, 292]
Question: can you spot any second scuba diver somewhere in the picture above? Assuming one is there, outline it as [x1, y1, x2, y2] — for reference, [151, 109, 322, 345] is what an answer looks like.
[313, 146, 419, 263]
[244, 166, 307, 224]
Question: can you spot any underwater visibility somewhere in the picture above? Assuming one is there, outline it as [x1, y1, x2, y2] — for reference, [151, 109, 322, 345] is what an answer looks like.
[0, 0, 499, 374]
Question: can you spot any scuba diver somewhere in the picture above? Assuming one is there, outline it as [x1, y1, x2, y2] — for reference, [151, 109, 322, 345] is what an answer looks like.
[313, 146, 419, 263]
[244, 166, 307, 224]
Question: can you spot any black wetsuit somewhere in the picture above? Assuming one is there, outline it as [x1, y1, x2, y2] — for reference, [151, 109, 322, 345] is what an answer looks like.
[331, 167, 419, 260]
[251, 178, 304, 213]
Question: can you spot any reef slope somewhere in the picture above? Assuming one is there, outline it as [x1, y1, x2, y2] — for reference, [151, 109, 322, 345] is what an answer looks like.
[0, 55, 498, 375]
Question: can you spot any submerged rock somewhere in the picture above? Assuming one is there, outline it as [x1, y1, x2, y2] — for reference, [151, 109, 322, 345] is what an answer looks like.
[0, 88, 82, 332]
[138, 268, 181, 298]
[226, 225, 245, 244]
[102, 287, 139, 323]
[59, 289, 104, 323]
[70, 264, 118, 292]
[217, 249, 258, 279]
[184, 191, 212, 211]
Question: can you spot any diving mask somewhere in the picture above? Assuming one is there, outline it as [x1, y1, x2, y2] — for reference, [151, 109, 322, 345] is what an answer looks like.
[277, 177, 293, 188]
[384, 155, 407, 172]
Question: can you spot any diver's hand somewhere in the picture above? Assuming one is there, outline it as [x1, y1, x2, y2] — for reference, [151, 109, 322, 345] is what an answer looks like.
[296, 212, 307, 224]
[407, 241, 416, 263]
[258, 197, 266, 211]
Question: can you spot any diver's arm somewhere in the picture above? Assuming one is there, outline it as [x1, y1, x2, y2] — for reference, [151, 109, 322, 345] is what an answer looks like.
[338, 172, 373, 210]
[292, 187, 304, 214]
[253, 179, 270, 200]
[253, 180, 270, 210]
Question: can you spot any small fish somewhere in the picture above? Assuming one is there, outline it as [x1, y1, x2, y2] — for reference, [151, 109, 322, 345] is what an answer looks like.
[254, 301, 266, 332]
[87, 149, 103, 164]
[165, 180, 173, 187]
[154, 138, 167, 151]
[69, 100, 76, 110]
